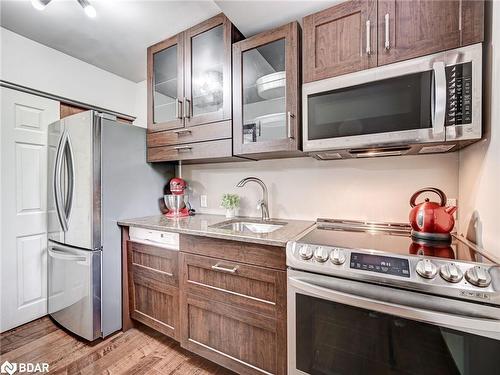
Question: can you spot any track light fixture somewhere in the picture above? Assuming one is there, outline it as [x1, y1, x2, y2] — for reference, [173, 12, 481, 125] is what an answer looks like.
[31, 0, 97, 18]
[31, 0, 51, 11]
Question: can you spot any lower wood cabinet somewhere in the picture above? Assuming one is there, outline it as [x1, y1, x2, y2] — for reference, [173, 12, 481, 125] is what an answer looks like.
[124, 232, 287, 375]
[127, 240, 180, 340]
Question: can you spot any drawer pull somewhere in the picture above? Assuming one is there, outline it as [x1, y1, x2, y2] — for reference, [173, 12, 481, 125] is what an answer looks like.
[174, 129, 192, 135]
[174, 145, 192, 152]
[211, 263, 239, 274]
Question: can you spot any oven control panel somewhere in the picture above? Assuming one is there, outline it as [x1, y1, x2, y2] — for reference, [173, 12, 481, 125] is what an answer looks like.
[350, 252, 410, 278]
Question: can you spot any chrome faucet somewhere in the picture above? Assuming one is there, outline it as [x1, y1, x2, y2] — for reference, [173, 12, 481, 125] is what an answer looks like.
[236, 177, 270, 221]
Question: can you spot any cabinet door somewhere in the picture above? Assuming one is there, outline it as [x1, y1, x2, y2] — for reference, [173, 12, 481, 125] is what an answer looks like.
[147, 33, 184, 132]
[233, 22, 301, 159]
[303, 0, 377, 83]
[127, 241, 179, 339]
[180, 294, 286, 375]
[184, 14, 232, 127]
[378, 0, 461, 66]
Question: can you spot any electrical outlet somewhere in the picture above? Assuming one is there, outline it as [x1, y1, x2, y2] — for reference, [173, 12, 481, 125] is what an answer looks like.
[446, 198, 457, 207]
[200, 195, 208, 208]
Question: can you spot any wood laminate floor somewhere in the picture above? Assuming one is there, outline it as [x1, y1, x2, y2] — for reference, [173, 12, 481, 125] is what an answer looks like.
[0, 317, 234, 374]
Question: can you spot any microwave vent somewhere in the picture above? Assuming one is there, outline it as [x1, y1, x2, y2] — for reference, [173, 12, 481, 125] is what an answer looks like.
[419, 145, 455, 154]
[312, 152, 343, 160]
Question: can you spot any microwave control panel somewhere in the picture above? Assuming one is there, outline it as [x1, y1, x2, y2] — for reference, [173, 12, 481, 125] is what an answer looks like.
[446, 62, 472, 126]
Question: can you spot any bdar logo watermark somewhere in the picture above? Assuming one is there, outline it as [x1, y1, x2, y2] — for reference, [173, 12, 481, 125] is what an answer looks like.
[1, 361, 49, 374]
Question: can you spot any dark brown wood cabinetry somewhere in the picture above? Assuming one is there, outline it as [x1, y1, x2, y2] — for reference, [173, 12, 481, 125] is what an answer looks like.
[126, 240, 180, 340]
[123, 229, 287, 375]
[304, 0, 484, 82]
[146, 14, 243, 163]
[233, 22, 302, 159]
[303, 0, 377, 83]
[179, 235, 287, 375]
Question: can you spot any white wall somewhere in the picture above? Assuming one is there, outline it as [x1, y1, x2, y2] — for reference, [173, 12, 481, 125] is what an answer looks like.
[183, 153, 459, 223]
[0, 27, 138, 119]
[458, 1, 500, 255]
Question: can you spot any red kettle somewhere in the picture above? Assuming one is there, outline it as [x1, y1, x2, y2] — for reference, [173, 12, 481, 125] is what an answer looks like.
[409, 188, 457, 241]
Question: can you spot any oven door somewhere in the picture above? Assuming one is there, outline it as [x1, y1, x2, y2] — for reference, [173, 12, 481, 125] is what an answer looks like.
[288, 269, 500, 375]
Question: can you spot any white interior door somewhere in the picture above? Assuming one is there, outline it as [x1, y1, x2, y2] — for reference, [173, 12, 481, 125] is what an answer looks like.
[1, 88, 60, 332]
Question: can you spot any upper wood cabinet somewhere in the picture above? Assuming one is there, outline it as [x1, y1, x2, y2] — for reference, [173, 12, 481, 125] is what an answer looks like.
[303, 0, 377, 83]
[378, 0, 461, 66]
[148, 33, 184, 132]
[303, 0, 484, 82]
[146, 13, 244, 163]
[148, 14, 238, 132]
[232, 22, 302, 159]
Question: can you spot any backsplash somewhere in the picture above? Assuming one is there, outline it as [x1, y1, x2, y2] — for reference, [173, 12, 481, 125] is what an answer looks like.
[183, 153, 459, 223]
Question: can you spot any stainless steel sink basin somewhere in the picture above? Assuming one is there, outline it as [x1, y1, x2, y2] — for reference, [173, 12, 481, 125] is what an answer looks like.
[210, 219, 287, 234]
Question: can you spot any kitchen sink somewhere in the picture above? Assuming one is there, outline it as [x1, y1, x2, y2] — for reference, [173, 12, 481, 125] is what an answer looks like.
[210, 219, 287, 234]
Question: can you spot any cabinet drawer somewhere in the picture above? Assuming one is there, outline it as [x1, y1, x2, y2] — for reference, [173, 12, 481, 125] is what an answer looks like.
[147, 121, 231, 147]
[180, 235, 286, 270]
[180, 293, 285, 375]
[180, 253, 286, 318]
[147, 139, 232, 162]
[127, 240, 178, 285]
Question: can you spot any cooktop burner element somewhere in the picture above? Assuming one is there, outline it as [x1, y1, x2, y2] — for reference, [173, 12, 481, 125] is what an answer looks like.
[287, 219, 500, 306]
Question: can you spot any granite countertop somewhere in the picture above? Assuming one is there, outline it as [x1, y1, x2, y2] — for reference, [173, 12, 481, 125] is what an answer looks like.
[118, 213, 315, 247]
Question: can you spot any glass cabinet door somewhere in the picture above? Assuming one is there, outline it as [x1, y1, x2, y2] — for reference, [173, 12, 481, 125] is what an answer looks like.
[148, 35, 184, 131]
[185, 15, 231, 127]
[233, 22, 301, 159]
[242, 38, 286, 144]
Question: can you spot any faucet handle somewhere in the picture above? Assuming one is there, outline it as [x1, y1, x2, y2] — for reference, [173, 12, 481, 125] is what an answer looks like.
[256, 199, 264, 210]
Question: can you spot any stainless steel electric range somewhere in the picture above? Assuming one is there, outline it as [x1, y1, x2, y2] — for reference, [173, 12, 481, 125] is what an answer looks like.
[286, 219, 500, 375]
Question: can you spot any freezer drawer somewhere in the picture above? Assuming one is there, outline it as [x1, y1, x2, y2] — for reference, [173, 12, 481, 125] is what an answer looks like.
[48, 241, 101, 341]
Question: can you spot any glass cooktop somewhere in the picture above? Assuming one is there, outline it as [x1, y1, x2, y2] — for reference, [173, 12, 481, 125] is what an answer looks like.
[297, 219, 496, 264]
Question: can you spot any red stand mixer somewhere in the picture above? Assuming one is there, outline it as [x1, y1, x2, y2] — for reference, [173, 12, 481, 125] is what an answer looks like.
[164, 163, 192, 218]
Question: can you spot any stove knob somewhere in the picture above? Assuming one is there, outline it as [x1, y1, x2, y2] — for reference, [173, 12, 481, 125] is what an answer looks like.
[297, 245, 313, 260]
[330, 248, 346, 265]
[314, 247, 329, 263]
[465, 266, 492, 287]
[416, 259, 437, 279]
[440, 263, 463, 283]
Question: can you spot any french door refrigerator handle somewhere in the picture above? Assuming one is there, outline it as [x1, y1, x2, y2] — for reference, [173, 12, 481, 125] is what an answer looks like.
[289, 275, 500, 339]
[54, 130, 68, 232]
[431, 61, 446, 135]
[63, 134, 75, 226]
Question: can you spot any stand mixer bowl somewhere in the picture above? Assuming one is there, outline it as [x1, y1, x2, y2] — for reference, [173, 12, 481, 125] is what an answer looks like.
[164, 194, 187, 215]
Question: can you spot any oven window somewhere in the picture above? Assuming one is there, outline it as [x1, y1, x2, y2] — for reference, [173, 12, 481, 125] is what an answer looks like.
[307, 71, 432, 140]
[296, 294, 500, 375]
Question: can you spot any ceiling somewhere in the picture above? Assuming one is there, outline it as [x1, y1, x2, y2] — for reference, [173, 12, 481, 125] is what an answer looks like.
[0, 0, 340, 83]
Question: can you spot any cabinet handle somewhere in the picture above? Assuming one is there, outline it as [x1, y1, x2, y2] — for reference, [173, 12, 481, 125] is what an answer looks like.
[384, 13, 390, 50]
[287, 111, 295, 139]
[184, 98, 191, 119]
[174, 145, 192, 151]
[174, 129, 192, 135]
[211, 263, 239, 274]
[366, 20, 371, 55]
[175, 98, 183, 119]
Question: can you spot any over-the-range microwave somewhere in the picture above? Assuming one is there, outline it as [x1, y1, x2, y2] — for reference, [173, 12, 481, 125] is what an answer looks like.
[303, 43, 482, 159]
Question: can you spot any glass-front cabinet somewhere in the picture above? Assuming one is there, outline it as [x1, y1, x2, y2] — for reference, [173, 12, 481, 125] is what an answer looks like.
[148, 33, 184, 132]
[233, 22, 302, 159]
[147, 14, 234, 133]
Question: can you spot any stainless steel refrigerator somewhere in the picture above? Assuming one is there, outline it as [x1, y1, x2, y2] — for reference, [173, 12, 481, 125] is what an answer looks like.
[47, 110, 171, 340]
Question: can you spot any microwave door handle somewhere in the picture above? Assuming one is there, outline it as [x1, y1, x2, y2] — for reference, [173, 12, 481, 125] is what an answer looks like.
[289, 275, 500, 340]
[432, 61, 446, 135]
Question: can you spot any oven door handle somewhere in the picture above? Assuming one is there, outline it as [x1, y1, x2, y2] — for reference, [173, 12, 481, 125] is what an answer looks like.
[289, 275, 500, 340]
